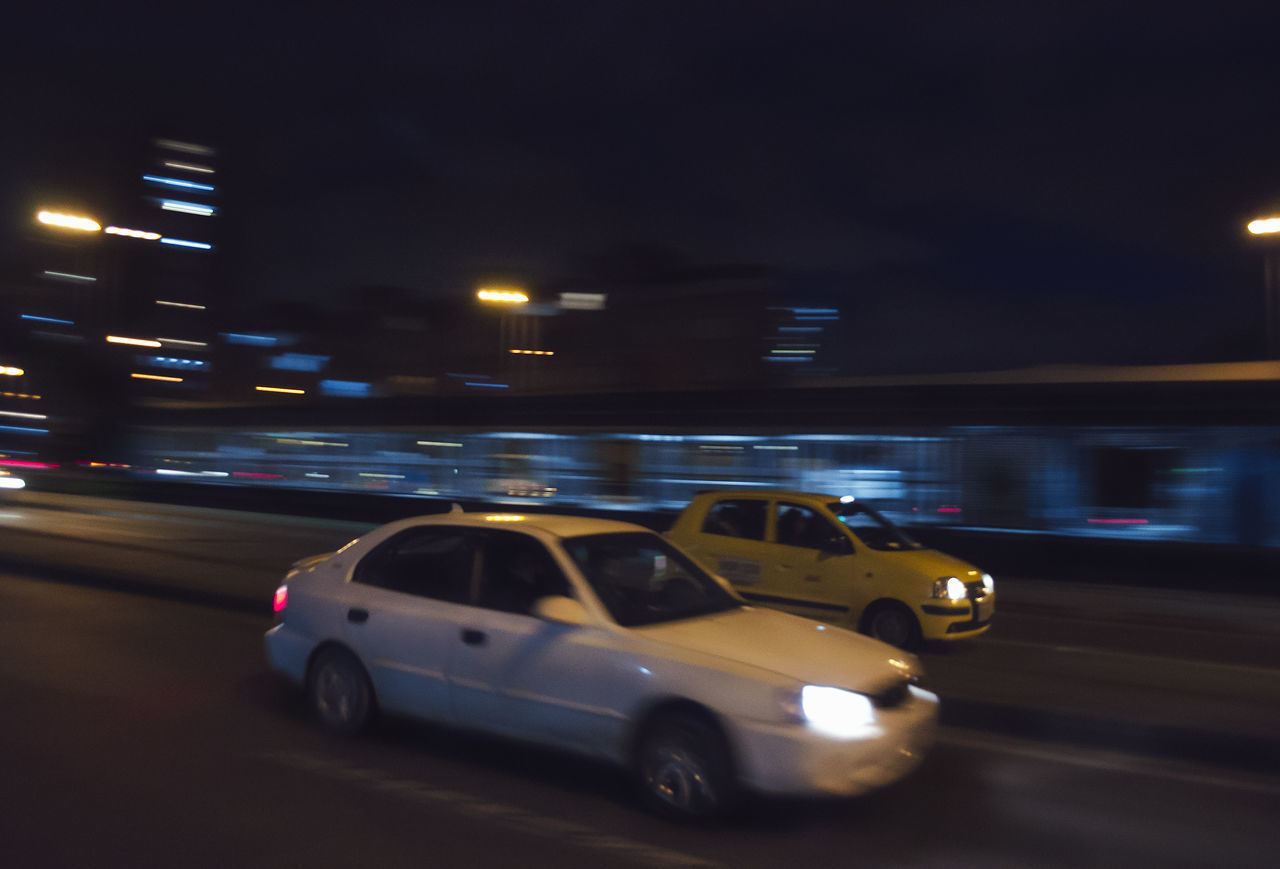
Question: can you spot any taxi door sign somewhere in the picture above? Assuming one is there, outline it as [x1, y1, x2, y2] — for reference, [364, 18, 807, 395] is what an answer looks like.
[718, 557, 762, 586]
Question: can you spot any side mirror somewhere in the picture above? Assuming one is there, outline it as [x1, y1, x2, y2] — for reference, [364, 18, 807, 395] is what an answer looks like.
[532, 595, 590, 626]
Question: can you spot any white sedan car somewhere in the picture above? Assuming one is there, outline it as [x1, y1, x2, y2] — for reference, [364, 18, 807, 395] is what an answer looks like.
[265, 508, 938, 819]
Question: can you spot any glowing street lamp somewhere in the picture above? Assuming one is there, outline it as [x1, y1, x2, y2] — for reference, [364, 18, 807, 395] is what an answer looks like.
[36, 210, 101, 232]
[1247, 214, 1280, 356]
[477, 287, 529, 304]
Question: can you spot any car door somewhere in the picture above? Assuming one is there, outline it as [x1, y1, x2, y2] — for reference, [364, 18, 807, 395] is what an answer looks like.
[446, 529, 629, 756]
[343, 526, 476, 723]
[681, 497, 769, 587]
[752, 500, 857, 623]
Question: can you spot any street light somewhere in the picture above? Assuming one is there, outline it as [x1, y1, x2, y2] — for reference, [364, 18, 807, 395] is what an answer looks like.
[1247, 215, 1280, 356]
[36, 210, 101, 232]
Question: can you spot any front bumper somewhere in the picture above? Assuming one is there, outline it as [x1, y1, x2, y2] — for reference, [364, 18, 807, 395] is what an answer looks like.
[730, 686, 939, 797]
[919, 590, 996, 641]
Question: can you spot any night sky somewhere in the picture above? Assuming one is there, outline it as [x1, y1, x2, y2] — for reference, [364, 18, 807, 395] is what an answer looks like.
[5, 1, 1280, 372]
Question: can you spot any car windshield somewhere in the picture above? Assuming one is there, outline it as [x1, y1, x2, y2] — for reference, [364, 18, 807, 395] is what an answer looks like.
[562, 532, 741, 627]
[828, 501, 925, 552]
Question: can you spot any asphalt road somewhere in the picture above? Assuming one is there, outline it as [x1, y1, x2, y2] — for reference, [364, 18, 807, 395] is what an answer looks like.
[2, 492, 1280, 866]
[3, 571, 1279, 868]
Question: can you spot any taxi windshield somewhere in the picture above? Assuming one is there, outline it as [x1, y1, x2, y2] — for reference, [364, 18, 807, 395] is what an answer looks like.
[828, 501, 925, 552]
[563, 532, 741, 627]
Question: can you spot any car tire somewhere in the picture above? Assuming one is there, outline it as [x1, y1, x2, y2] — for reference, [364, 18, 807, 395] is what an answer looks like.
[307, 647, 374, 735]
[864, 602, 922, 650]
[636, 709, 737, 821]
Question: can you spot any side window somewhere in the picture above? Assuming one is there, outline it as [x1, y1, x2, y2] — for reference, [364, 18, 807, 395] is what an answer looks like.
[474, 531, 571, 615]
[353, 527, 473, 604]
[700, 499, 767, 541]
[775, 503, 843, 550]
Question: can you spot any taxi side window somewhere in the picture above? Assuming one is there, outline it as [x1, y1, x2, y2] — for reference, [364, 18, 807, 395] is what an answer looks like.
[353, 528, 473, 604]
[776, 503, 844, 551]
[701, 499, 767, 541]
[474, 530, 571, 615]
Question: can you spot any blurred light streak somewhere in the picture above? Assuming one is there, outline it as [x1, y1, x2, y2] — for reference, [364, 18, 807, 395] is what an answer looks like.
[160, 199, 216, 216]
[937, 507, 962, 513]
[37, 210, 100, 231]
[105, 226, 162, 240]
[0, 425, 49, 434]
[157, 337, 207, 347]
[0, 392, 40, 399]
[319, 380, 371, 396]
[155, 139, 214, 156]
[162, 160, 214, 174]
[752, 445, 798, 450]
[417, 440, 463, 447]
[255, 386, 306, 394]
[477, 288, 529, 303]
[1086, 518, 1149, 524]
[145, 356, 205, 368]
[42, 270, 96, 282]
[0, 477, 25, 490]
[466, 381, 509, 388]
[359, 473, 406, 480]
[155, 300, 206, 310]
[305, 473, 330, 479]
[558, 292, 606, 310]
[0, 366, 25, 376]
[224, 333, 278, 346]
[232, 471, 284, 479]
[763, 356, 811, 363]
[107, 335, 162, 347]
[0, 411, 47, 420]
[142, 175, 215, 192]
[22, 314, 74, 324]
[159, 237, 212, 250]
[130, 373, 183, 382]
[0, 459, 58, 468]
[509, 349, 554, 355]
[1247, 217, 1280, 235]
[274, 438, 347, 447]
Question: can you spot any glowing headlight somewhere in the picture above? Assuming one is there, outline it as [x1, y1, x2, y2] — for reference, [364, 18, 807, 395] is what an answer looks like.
[982, 572, 994, 594]
[932, 576, 967, 601]
[800, 686, 876, 737]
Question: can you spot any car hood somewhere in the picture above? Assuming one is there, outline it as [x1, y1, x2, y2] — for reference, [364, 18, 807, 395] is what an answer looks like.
[884, 548, 982, 579]
[635, 607, 920, 691]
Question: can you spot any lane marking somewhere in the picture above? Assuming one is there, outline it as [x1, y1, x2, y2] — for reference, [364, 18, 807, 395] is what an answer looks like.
[261, 749, 721, 868]
[973, 637, 1280, 678]
[939, 728, 1280, 796]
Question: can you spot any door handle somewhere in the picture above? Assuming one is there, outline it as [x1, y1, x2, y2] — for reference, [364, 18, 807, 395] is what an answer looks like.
[462, 628, 486, 646]
[347, 607, 369, 624]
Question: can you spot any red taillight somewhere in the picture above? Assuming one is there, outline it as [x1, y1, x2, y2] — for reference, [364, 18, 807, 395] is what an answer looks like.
[273, 584, 288, 614]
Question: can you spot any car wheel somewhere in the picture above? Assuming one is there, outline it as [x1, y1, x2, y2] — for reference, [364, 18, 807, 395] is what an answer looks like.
[308, 647, 374, 735]
[864, 603, 922, 650]
[636, 709, 736, 821]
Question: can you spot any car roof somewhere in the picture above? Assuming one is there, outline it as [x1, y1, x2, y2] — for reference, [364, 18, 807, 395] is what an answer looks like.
[397, 510, 650, 539]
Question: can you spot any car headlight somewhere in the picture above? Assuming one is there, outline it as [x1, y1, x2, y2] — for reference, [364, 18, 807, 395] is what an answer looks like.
[981, 572, 994, 594]
[931, 576, 967, 601]
[800, 685, 876, 737]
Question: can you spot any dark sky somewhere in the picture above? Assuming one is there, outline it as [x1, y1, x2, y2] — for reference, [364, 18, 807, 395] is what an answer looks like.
[5, 1, 1280, 370]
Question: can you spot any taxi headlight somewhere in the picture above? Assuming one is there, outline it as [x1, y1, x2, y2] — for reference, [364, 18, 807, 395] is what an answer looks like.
[932, 576, 967, 601]
[982, 572, 994, 594]
[800, 685, 876, 737]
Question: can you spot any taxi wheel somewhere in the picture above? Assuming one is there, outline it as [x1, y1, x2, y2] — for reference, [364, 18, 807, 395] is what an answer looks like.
[863, 603, 922, 650]
[636, 709, 737, 821]
[308, 647, 374, 735]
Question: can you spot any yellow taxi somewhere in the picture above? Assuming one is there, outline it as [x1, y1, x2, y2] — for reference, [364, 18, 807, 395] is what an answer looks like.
[665, 490, 994, 648]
